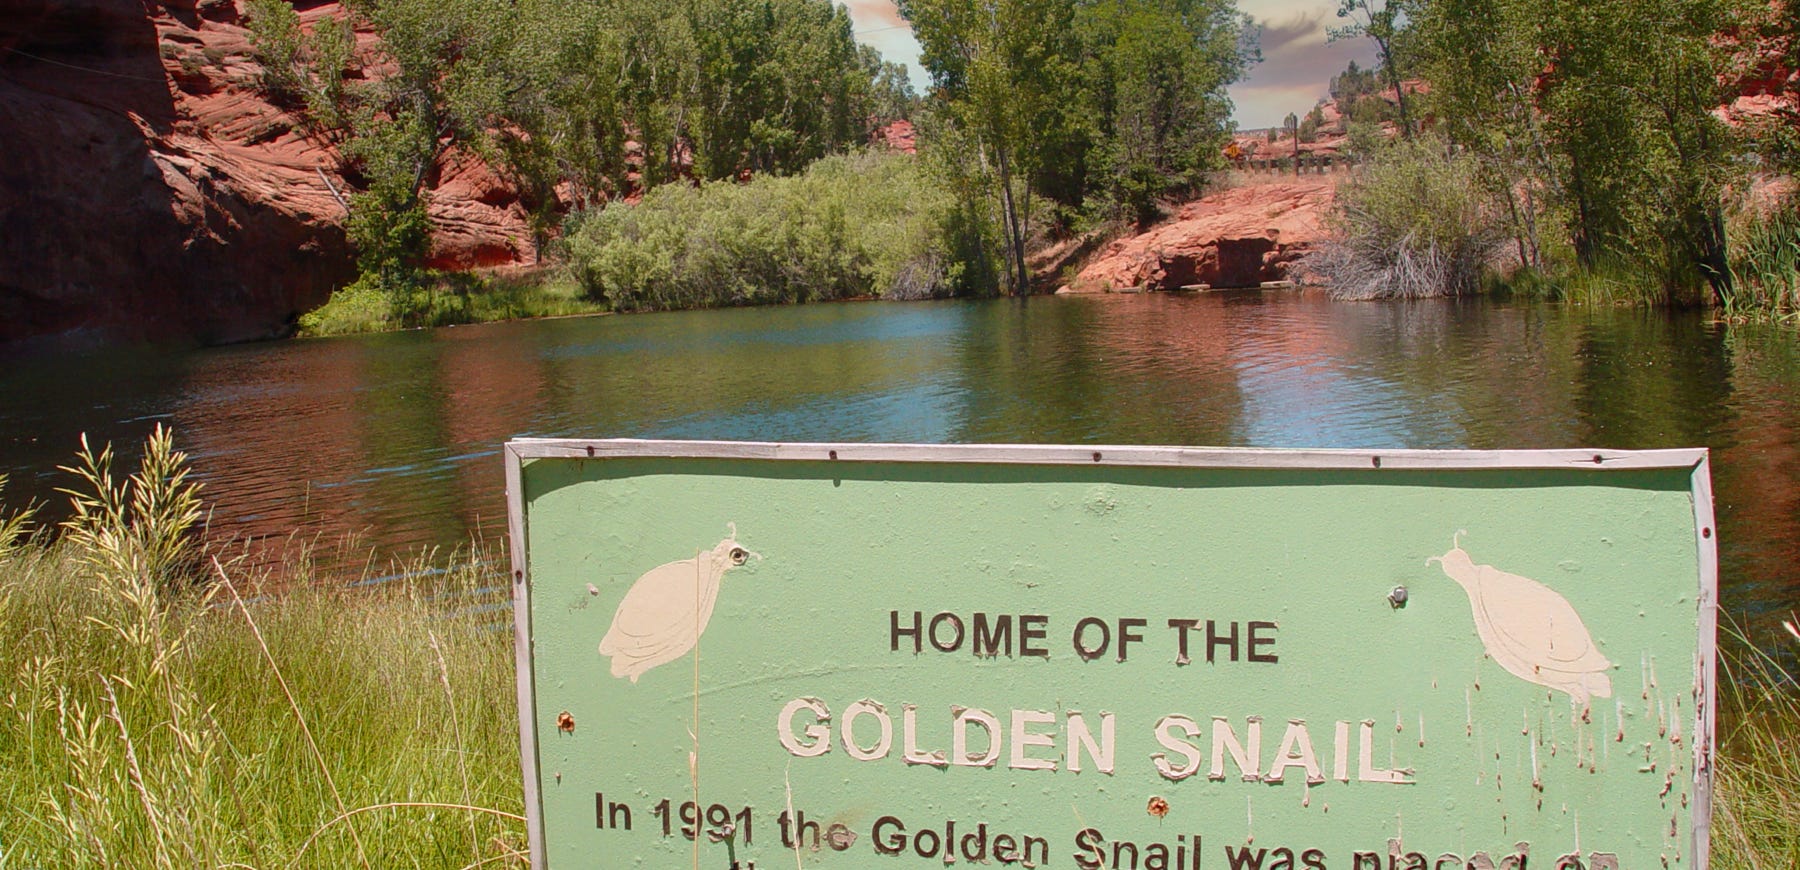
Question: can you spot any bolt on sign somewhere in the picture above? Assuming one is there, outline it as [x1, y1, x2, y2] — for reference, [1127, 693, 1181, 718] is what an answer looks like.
[504, 440, 1718, 870]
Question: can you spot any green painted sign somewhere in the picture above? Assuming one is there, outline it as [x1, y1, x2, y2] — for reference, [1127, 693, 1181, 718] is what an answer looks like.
[505, 441, 1717, 870]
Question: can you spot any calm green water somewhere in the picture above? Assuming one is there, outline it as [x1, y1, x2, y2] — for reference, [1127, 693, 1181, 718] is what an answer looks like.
[1, 292, 1795, 636]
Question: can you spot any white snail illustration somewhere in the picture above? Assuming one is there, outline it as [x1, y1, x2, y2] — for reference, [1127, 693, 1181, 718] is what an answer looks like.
[599, 524, 760, 683]
[1429, 531, 1613, 707]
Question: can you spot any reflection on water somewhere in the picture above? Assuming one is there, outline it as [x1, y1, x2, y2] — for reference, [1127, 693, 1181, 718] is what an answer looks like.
[1, 293, 1795, 634]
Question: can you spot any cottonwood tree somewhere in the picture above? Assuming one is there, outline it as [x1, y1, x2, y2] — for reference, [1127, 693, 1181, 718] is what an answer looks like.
[901, 0, 1248, 289]
[900, 0, 1078, 291]
[1408, 0, 1554, 268]
[1076, 0, 1250, 225]
[1409, 0, 1751, 301]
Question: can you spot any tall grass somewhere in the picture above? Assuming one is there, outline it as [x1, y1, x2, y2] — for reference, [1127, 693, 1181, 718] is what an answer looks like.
[1723, 202, 1800, 322]
[0, 429, 525, 867]
[1713, 618, 1800, 870]
[1494, 254, 1699, 308]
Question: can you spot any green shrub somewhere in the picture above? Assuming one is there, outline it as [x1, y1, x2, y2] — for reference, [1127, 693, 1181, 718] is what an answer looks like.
[244, 0, 306, 101]
[297, 271, 604, 337]
[567, 151, 990, 311]
[1309, 136, 1505, 299]
[297, 278, 394, 336]
[1297, 105, 1325, 144]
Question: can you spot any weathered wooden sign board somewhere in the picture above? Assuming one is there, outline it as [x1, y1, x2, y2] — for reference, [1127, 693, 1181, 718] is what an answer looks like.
[504, 440, 1717, 870]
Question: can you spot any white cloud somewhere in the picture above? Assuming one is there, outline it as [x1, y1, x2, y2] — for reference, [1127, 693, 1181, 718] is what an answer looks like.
[1231, 1, 1379, 129]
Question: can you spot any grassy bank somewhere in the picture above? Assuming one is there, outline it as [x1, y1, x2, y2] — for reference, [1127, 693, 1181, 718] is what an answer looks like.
[1713, 621, 1800, 870]
[0, 434, 525, 867]
[1, 432, 1796, 866]
[298, 269, 603, 338]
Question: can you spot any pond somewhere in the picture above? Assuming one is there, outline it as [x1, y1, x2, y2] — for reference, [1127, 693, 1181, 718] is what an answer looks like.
[1, 292, 1795, 640]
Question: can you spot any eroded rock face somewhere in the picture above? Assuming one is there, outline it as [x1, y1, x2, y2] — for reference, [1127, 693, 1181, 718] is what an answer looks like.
[1059, 179, 1337, 293]
[1, 0, 345, 349]
[0, 0, 536, 351]
[874, 119, 916, 154]
[425, 150, 535, 271]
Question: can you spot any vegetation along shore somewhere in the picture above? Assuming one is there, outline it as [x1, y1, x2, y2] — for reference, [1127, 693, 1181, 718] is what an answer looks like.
[6, 0, 1800, 351]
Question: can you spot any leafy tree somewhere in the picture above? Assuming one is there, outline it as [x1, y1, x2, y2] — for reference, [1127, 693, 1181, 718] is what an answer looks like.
[244, 0, 355, 132]
[1409, 0, 1750, 301]
[244, 0, 305, 102]
[1330, 59, 1382, 102]
[900, 0, 1082, 290]
[1075, 0, 1250, 225]
[1298, 104, 1326, 143]
[865, 48, 919, 122]
[1328, 0, 1414, 139]
[684, 0, 873, 179]
[323, 0, 520, 313]
[901, 0, 1249, 285]
[1407, 0, 1553, 267]
[257, 0, 893, 302]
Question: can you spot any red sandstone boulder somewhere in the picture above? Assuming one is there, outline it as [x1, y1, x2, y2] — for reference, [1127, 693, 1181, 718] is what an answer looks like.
[0, 0, 350, 348]
[425, 150, 536, 271]
[875, 119, 916, 154]
[1059, 179, 1337, 293]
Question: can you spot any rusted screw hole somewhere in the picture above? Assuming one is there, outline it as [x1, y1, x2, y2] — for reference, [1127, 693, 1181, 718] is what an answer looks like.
[1371, 456, 1382, 468]
[586, 445, 595, 457]
[829, 450, 838, 460]
[1092, 451, 1103, 462]
[1146, 796, 1170, 818]
[1703, 527, 1712, 539]
[1592, 454, 1604, 464]
[556, 711, 576, 733]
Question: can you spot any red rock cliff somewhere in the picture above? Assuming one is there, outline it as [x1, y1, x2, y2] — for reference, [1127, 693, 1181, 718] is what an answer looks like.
[0, 0, 535, 351]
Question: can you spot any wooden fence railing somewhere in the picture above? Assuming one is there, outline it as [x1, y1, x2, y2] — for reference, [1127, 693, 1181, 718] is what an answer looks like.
[1237, 153, 1357, 175]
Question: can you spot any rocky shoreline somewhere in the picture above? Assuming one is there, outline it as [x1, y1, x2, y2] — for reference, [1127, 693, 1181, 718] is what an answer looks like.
[1057, 178, 1336, 294]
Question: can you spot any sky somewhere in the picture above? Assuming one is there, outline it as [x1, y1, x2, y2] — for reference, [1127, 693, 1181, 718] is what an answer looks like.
[833, 0, 1378, 132]
[1231, 0, 1380, 129]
